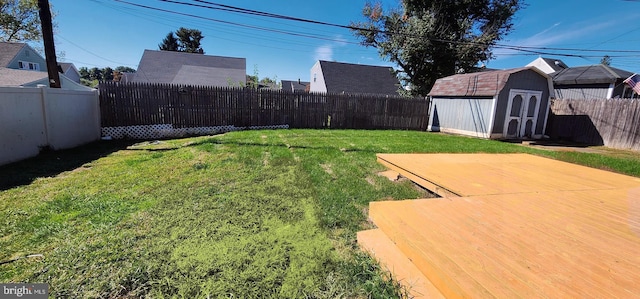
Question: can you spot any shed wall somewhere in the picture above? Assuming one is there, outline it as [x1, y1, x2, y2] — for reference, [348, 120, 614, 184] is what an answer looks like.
[494, 69, 550, 135]
[429, 97, 494, 138]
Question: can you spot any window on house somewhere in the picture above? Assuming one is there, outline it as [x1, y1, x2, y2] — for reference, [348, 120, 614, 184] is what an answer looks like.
[18, 61, 40, 71]
[313, 73, 317, 82]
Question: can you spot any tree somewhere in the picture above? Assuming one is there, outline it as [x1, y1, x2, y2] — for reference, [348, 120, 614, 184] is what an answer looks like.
[115, 66, 136, 73]
[158, 32, 179, 51]
[0, 0, 43, 42]
[102, 66, 114, 81]
[175, 27, 204, 53]
[351, 0, 522, 96]
[78, 67, 89, 80]
[159, 27, 204, 54]
[601, 55, 612, 66]
[88, 67, 102, 81]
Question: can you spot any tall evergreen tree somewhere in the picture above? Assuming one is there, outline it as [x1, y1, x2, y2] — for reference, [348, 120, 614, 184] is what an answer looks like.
[158, 32, 179, 51]
[351, 0, 522, 96]
[175, 27, 204, 54]
[158, 28, 204, 54]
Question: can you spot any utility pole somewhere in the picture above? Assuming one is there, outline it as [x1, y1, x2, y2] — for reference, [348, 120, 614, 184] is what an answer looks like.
[37, 0, 61, 88]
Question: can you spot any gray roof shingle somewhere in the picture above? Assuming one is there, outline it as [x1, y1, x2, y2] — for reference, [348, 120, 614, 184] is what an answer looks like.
[552, 65, 633, 85]
[132, 50, 246, 86]
[429, 67, 534, 97]
[0, 67, 47, 86]
[319, 60, 400, 95]
[281, 80, 308, 92]
[0, 42, 26, 67]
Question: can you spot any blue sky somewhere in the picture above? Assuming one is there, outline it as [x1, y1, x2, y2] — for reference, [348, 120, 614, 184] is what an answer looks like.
[49, 0, 640, 81]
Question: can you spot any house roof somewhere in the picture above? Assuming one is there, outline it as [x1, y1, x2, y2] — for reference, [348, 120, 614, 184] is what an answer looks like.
[552, 64, 634, 85]
[281, 80, 308, 92]
[58, 62, 76, 73]
[428, 67, 549, 97]
[318, 60, 400, 95]
[0, 42, 26, 67]
[526, 57, 568, 73]
[0, 67, 93, 90]
[0, 67, 48, 86]
[133, 50, 246, 85]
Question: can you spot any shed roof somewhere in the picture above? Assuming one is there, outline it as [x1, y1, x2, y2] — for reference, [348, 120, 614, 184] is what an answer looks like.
[133, 50, 246, 85]
[319, 60, 400, 95]
[428, 67, 547, 97]
[552, 64, 633, 85]
[0, 42, 26, 67]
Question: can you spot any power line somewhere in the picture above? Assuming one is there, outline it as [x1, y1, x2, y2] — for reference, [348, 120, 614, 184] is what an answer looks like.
[154, 0, 640, 56]
[114, 0, 361, 45]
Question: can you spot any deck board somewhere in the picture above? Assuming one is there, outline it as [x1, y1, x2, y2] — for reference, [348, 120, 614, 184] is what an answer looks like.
[363, 153, 640, 298]
[376, 153, 640, 197]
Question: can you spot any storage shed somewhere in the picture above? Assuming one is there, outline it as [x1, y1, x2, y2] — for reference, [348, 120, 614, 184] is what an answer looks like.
[428, 67, 553, 139]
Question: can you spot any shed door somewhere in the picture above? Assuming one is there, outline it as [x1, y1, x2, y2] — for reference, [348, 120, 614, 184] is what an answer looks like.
[504, 90, 542, 139]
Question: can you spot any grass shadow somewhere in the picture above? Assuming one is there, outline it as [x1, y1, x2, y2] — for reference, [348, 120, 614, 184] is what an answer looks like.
[0, 140, 136, 191]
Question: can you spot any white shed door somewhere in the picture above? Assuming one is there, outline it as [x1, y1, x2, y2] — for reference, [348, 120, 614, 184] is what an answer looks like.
[504, 89, 542, 139]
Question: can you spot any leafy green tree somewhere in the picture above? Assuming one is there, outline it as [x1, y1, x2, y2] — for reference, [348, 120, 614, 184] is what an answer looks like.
[158, 32, 179, 51]
[0, 0, 44, 42]
[88, 67, 102, 81]
[351, 0, 522, 96]
[102, 66, 114, 81]
[78, 66, 89, 80]
[114, 66, 136, 73]
[175, 27, 204, 54]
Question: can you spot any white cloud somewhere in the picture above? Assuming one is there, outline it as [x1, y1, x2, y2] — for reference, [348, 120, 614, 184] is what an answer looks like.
[492, 19, 621, 61]
[314, 45, 334, 61]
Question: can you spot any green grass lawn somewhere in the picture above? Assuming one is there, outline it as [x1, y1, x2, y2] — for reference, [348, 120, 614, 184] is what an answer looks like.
[1, 130, 639, 298]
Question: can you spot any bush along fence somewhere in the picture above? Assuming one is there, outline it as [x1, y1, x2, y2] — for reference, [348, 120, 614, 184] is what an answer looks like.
[99, 82, 430, 139]
[546, 98, 640, 151]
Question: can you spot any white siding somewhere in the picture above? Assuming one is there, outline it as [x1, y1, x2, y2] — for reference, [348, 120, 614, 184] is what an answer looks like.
[309, 61, 327, 93]
[429, 97, 495, 138]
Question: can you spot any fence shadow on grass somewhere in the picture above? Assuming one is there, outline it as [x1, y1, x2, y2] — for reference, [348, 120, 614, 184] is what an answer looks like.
[0, 140, 136, 191]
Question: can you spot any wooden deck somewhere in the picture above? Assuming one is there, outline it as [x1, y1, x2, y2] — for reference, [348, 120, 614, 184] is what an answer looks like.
[359, 153, 640, 298]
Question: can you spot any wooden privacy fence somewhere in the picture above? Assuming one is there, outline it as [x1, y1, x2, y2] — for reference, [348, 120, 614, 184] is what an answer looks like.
[546, 98, 640, 150]
[99, 82, 429, 131]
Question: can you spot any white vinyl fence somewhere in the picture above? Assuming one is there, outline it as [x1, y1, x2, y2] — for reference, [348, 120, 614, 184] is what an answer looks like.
[0, 86, 100, 166]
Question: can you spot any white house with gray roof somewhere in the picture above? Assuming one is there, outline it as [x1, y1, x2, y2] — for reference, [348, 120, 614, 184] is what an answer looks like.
[132, 50, 246, 86]
[0, 42, 90, 90]
[309, 60, 401, 95]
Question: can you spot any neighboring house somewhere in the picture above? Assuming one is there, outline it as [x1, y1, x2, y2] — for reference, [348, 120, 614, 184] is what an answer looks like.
[526, 57, 568, 75]
[428, 67, 553, 140]
[59, 62, 81, 83]
[551, 64, 636, 99]
[281, 80, 308, 92]
[132, 50, 246, 86]
[0, 42, 91, 90]
[309, 60, 401, 95]
[0, 42, 47, 72]
[117, 72, 136, 83]
[0, 67, 93, 91]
